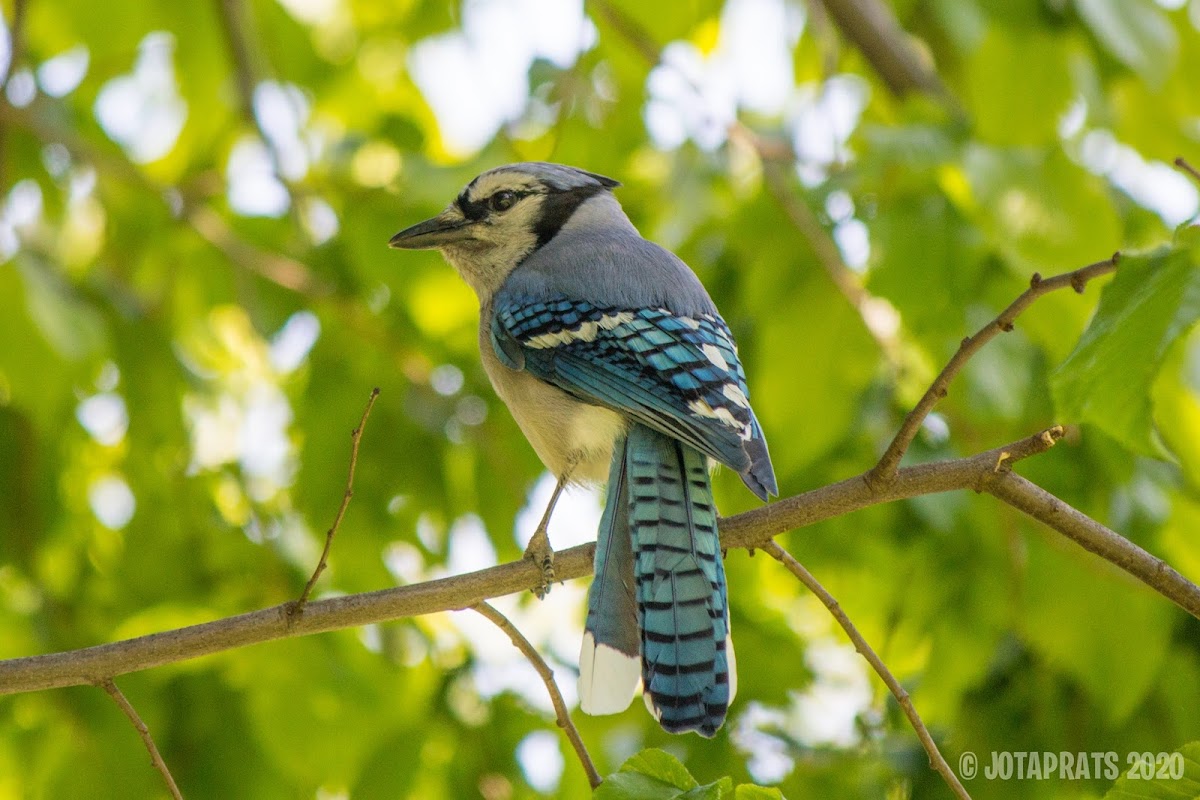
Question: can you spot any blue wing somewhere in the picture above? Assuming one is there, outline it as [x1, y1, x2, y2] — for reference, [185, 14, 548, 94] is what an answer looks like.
[490, 296, 776, 500]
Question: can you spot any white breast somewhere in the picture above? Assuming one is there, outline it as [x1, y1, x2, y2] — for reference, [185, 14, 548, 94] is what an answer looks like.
[479, 323, 627, 484]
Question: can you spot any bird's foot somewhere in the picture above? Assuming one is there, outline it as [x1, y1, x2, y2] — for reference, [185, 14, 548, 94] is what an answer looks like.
[524, 526, 556, 599]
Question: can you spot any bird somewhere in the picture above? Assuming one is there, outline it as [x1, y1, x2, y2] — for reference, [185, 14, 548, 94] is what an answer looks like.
[389, 162, 776, 737]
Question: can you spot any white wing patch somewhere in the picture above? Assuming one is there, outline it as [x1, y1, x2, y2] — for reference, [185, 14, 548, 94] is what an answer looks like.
[722, 383, 750, 409]
[687, 399, 753, 440]
[525, 311, 635, 349]
[701, 344, 729, 371]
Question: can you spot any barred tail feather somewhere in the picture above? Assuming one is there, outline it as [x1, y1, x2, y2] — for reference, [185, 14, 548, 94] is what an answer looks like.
[579, 435, 640, 715]
[627, 424, 734, 737]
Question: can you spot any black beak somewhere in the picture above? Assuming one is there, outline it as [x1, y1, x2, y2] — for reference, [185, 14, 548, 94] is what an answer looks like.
[388, 208, 474, 250]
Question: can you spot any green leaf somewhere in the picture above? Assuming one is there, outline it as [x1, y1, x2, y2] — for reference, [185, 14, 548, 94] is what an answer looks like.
[734, 784, 787, 799]
[1052, 244, 1200, 454]
[1102, 741, 1200, 798]
[682, 779, 734, 799]
[595, 772, 684, 800]
[619, 749, 700, 790]
[1076, 0, 1178, 86]
[596, 750, 738, 800]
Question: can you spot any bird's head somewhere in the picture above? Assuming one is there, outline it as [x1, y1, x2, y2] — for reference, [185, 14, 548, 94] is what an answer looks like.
[389, 162, 620, 298]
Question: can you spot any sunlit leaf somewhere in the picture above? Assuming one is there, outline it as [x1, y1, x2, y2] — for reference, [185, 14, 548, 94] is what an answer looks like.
[1052, 243, 1200, 454]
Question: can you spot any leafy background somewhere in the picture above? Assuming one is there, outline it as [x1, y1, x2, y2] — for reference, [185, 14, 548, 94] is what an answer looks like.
[1, 0, 1199, 797]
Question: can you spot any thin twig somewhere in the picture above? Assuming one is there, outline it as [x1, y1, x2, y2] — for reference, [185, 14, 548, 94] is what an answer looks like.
[294, 387, 381, 611]
[1175, 157, 1200, 186]
[100, 679, 185, 800]
[869, 253, 1120, 482]
[763, 542, 970, 799]
[473, 602, 602, 789]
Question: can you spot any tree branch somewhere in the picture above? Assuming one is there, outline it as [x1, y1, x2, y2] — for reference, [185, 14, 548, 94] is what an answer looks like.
[472, 602, 601, 789]
[814, 0, 958, 113]
[764, 543, 970, 800]
[9, 425, 1197, 696]
[1175, 157, 1200, 187]
[588, 0, 662, 66]
[0, 0, 29, 90]
[869, 254, 1120, 482]
[984, 473, 1200, 617]
[101, 679, 185, 800]
[0, 0, 31, 193]
[294, 387, 380, 611]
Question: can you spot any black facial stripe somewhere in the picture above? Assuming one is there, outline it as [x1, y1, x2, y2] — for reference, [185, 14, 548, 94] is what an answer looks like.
[456, 190, 488, 221]
[533, 184, 606, 248]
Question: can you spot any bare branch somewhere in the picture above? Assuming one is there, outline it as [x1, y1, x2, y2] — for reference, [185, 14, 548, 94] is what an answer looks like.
[0, 0, 29, 90]
[814, 0, 958, 113]
[764, 543, 970, 800]
[473, 602, 601, 789]
[869, 253, 1120, 482]
[0, 0, 31, 192]
[10, 426, 1198, 697]
[985, 473, 1200, 618]
[294, 387, 381, 611]
[1175, 157, 1200, 187]
[589, 0, 661, 66]
[720, 427, 1064, 549]
[101, 679, 185, 800]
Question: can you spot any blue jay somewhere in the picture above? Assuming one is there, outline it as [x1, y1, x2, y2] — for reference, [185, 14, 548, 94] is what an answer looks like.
[390, 163, 776, 737]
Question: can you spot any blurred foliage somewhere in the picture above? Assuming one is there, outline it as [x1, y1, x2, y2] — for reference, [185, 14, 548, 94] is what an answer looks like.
[0, 0, 1199, 798]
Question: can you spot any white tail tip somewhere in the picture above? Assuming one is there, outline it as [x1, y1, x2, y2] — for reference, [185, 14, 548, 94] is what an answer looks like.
[578, 631, 640, 715]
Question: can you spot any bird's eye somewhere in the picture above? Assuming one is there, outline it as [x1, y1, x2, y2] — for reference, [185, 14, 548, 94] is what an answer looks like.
[489, 190, 518, 212]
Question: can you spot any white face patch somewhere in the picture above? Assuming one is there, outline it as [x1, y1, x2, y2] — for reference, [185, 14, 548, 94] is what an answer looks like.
[701, 344, 730, 371]
[525, 311, 635, 349]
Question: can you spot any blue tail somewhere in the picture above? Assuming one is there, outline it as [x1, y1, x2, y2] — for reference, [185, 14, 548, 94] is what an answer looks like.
[579, 423, 735, 736]
[629, 424, 734, 737]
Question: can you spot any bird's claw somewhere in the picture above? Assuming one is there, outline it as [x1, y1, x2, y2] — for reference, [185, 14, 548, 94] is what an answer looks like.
[524, 527, 556, 598]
